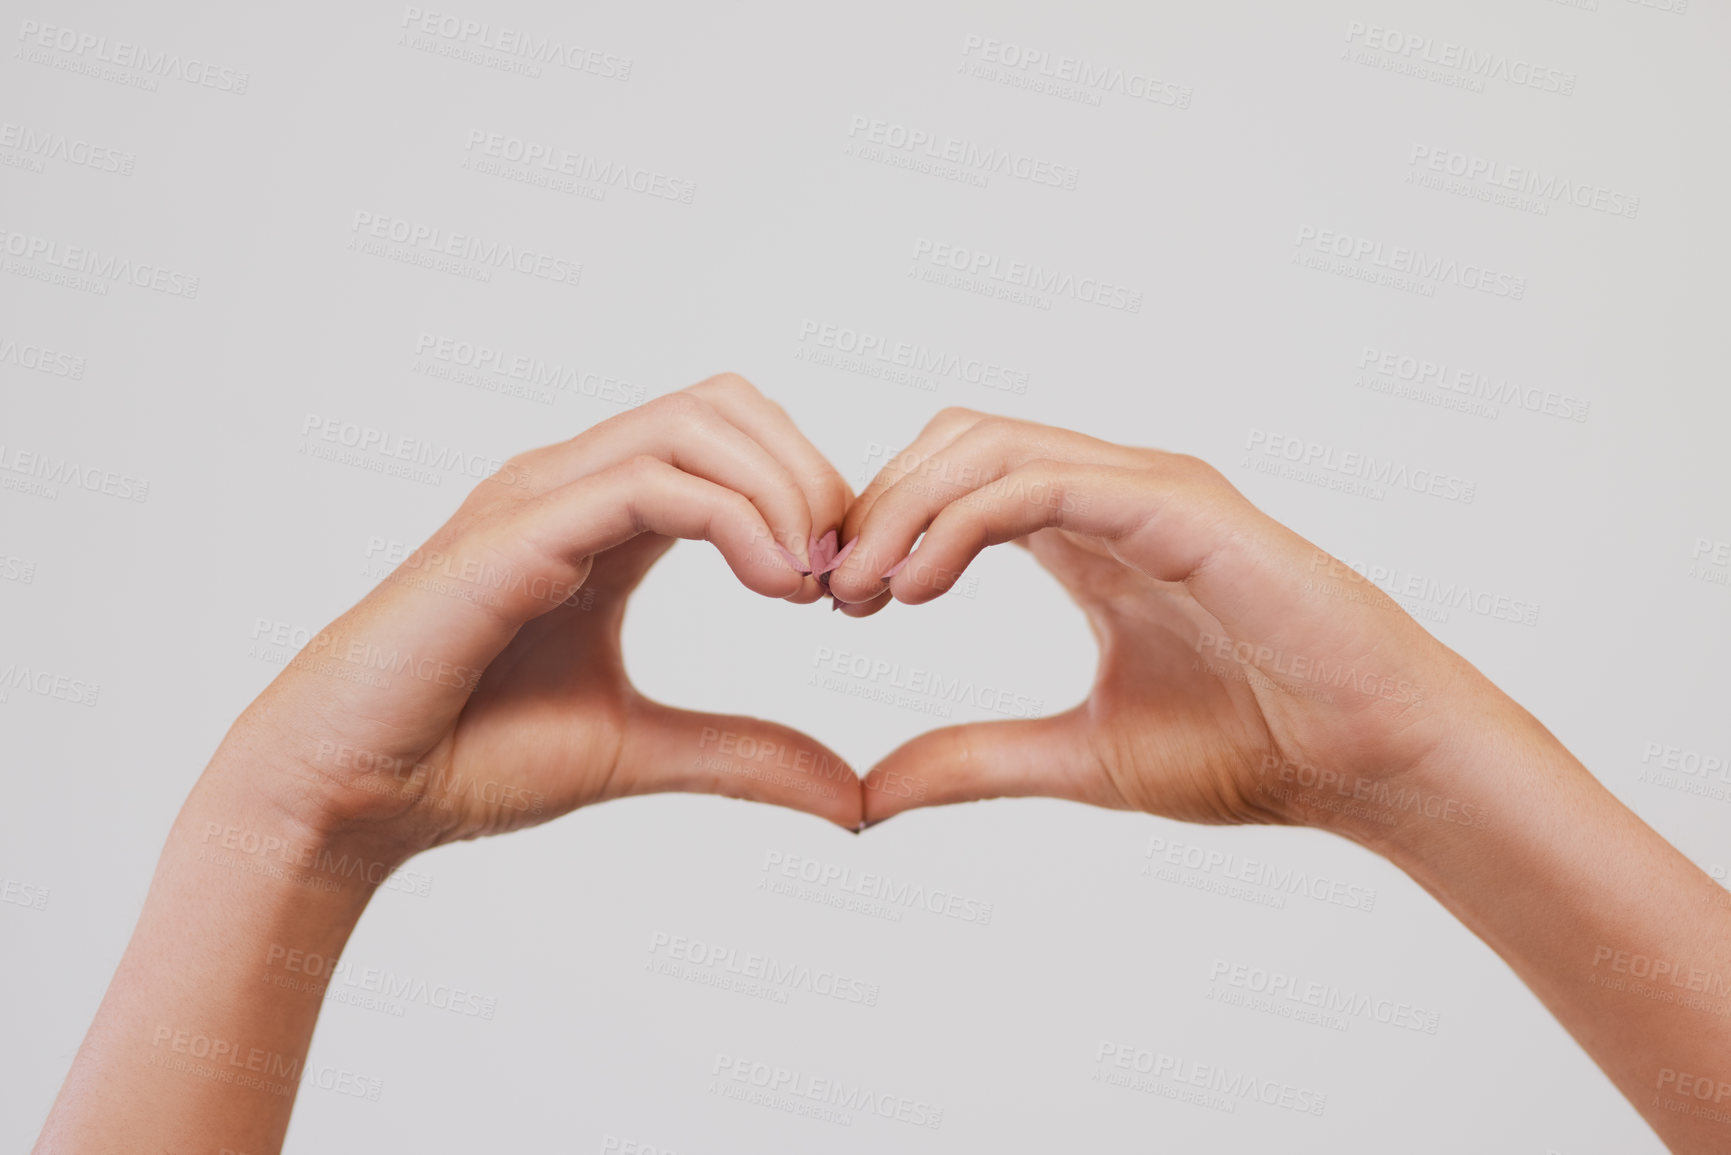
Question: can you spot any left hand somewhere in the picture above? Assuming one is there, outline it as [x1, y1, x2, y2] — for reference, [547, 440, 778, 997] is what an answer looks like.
[217, 374, 866, 859]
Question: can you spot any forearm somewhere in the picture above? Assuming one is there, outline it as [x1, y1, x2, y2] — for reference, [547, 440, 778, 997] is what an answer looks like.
[1354, 695, 1731, 1152]
[34, 752, 402, 1155]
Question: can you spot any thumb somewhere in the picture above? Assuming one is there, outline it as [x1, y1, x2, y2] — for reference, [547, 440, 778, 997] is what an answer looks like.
[611, 698, 864, 831]
[861, 706, 1114, 826]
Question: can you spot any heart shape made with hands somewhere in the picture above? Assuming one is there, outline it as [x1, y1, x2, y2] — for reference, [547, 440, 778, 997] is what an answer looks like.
[305, 381, 1448, 858]
[624, 436, 1224, 838]
[593, 420, 1272, 840]
[676, 398, 1453, 843]
[616, 522, 1014, 836]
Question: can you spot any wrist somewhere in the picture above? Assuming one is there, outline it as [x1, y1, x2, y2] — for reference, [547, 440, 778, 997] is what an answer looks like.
[190, 741, 432, 893]
[208, 706, 464, 863]
[1249, 665, 1547, 849]
[1336, 690, 1575, 866]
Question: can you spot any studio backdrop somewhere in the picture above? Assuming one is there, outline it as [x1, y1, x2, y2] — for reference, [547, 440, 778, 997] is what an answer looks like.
[2, 1, 1727, 1152]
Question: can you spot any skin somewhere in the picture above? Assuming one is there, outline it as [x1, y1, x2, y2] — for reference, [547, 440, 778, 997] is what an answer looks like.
[831, 409, 1731, 1152]
[32, 394, 1731, 1153]
[32, 375, 863, 1155]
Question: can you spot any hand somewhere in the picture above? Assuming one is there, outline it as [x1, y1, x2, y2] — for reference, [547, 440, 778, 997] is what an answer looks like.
[221, 374, 865, 856]
[828, 408, 1507, 837]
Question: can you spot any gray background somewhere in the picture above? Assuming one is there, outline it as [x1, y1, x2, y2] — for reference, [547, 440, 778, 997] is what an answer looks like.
[3, 0, 1728, 1151]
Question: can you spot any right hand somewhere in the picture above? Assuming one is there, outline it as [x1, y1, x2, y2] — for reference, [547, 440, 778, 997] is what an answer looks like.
[827, 409, 1516, 838]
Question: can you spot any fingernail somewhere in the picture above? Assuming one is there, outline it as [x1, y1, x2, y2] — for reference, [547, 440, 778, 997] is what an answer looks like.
[774, 543, 811, 575]
[881, 555, 910, 580]
[809, 529, 839, 575]
[815, 536, 857, 577]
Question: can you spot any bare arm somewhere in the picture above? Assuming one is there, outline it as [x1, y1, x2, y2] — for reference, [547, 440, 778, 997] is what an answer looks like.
[831, 407, 1731, 1152]
[33, 375, 862, 1153]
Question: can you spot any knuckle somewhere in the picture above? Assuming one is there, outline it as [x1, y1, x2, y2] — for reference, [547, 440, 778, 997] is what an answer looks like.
[933, 405, 983, 428]
[722, 489, 759, 525]
[463, 451, 534, 507]
[700, 371, 757, 396]
[1171, 452, 1226, 486]
[500, 449, 539, 481]
[623, 453, 667, 482]
[652, 390, 715, 427]
[971, 415, 1018, 443]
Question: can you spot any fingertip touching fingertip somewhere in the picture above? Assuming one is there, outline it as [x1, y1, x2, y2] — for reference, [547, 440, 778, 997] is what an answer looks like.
[815, 536, 856, 577]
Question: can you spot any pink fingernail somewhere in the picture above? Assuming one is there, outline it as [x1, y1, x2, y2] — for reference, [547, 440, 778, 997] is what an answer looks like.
[809, 528, 839, 574]
[881, 555, 910, 580]
[815, 536, 857, 576]
[774, 543, 811, 575]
